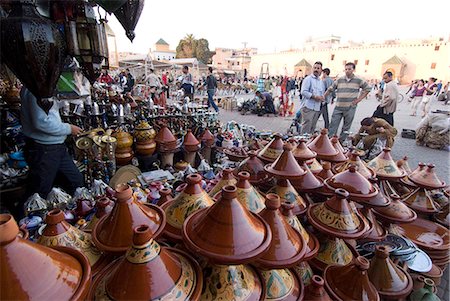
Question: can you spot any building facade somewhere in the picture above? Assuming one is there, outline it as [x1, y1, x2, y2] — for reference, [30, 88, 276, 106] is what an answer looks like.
[213, 47, 258, 77]
[151, 38, 176, 61]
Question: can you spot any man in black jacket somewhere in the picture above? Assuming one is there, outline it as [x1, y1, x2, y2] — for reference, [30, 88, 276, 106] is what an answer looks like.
[205, 67, 219, 112]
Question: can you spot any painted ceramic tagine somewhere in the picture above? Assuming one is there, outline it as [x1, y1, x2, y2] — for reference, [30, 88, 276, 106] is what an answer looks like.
[372, 194, 417, 224]
[316, 161, 334, 182]
[89, 224, 203, 300]
[396, 155, 412, 174]
[208, 167, 237, 197]
[306, 128, 339, 161]
[83, 197, 114, 232]
[303, 275, 333, 301]
[257, 133, 284, 164]
[133, 120, 157, 156]
[333, 150, 375, 179]
[0, 214, 91, 300]
[402, 187, 440, 214]
[234, 150, 269, 186]
[290, 162, 324, 192]
[408, 163, 446, 190]
[324, 256, 380, 301]
[232, 171, 266, 213]
[92, 183, 165, 255]
[269, 178, 309, 215]
[264, 144, 306, 179]
[368, 246, 413, 300]
[258, 268, 304, 301]
[367, 147, 407, 180]
[292, 138, 317, 162]
[162, 173, 214, 242]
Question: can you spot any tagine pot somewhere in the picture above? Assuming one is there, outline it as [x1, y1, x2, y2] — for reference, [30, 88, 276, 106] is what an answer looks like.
[89, 224, 203, 300]
[231, 171, 266, 213]
[161, 173, 214, 242]
[0, 214, 91, 300]
[402, 188, 440, 214]
[292, 138, 317, 162]
[316, 161, 334, 181]
[133, 120, 156, 143]
[303, 275, 333, 301]
[258, 268, 304, 301]
[396, 156, 412, 174]
[257, 133, 284, 163]
[306, 158, 324, 174]
[92, 183, 165, 255]
[198, 128, 215, 147]
[269, 178, 309, 215]
[366, 148, 407, 180]
[83, 197, 114, 232]
[115, 146, 134, 166]
[372, 194, 417, 224]
[157, 188, 173, 206]
[324, 256, 380, 301]
[408, 163, 446, 190]
[326, 136, 348, 163]
[183, 185, 272, 265]
[409, 277, 440, 301]
[183, 129, 201, 152]
[333, 151, 375, 179]
[234, 150, 269, 185]
[208, 167, 237, 197]
[264, 144, 307, 179]
[290, 162, 323, 192]
[307, 128, 339, 161]
[155, 125, 178, 152]
[367, 246, 413, 300]
[358, 207, 388, 242]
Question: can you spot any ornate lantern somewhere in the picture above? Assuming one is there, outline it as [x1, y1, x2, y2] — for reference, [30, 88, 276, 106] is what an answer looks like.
[113, 0, 144, 42]
[94, 0, 127, 13]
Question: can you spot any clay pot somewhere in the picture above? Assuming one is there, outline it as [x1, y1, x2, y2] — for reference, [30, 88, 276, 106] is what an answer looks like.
[198, 128, 215, 147]
[367, 246, 413, 300]
[372, 194, 417, 224]
[281, 202, 320, 260]
[402, 188, 440, 214]
[359, 177, 392, 208]
[317, 161, 334, 181]
[208, 167, 237, 197]
[396, 156, 412, 174]
[333, 151, 375, 179]
[309, 235, 357, 273]
[135, 140, 156, 156]
[409, 277, 440, 301]
[162, 173, 214, 242]
[419, 264, 443, 286]
[133, 121, 156, 143]
[155, 125, 177, 152]
[292, 138, 317, 162]
[303, 275, 333, 301]
[233, 171, 266, 213]
[292, 261, 314, 286]
[256, 194, 307, 268]
[183, 129, 200, 152]
[290, 162, 324, 192]
[92, 183, 165, 254]
[74, 198, 94, 218]
[324, 256, 380, 301]
[264, 144, 306, 179]
[257, 134, 284, 163]
[408, 163, 446, 189]
[183, 185, 272, 265]
[307, 128, 339, 161]
[327, 136, 348, 163]
[0, 214, 91, 300]
[307, 189, 369, 239]
[157, 188, 173, 206]
[358, 207, 388, 242]
[115, 147, 133, 166]
[366, 147, 406, 179]
[434, 203, 449, 227]
[89, 224, 203, 300]
[113, 128, 134, 149]
[306, 158, 324, 174]
[269, 178, 309, 215]
[234, 150, 269, 185]
[84, 197, 114, 232]
[258, 268, 304, 301]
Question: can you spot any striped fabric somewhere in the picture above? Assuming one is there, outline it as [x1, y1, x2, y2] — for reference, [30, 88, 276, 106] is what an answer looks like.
[328, 76, 371, 107]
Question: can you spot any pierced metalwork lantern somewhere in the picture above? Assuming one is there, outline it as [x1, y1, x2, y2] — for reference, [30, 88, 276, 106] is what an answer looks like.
[94, 0, 127, 13]
[113, 0, 144, 42]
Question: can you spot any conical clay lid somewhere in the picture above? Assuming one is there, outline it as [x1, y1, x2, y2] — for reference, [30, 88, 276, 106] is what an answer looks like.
[408, 164, 446, 189]
[257, 133, 284, 163]
[198, 128, 215, 147]
[303, 275, 333, 301]
[234, 150, 269, 184]
[183, 129, 200, 152]
[208, 167, 237, 196]
[403, 188, 440, 214]
[259, 268, 304, 301]
[256, 194, 307, 268]
[234, 171, 266, 213]
[372, 194, 417, 224]
[264, 144, 307, 179]
[292, 138, 317, 161]
[183, 185, 271, 264]
[324, 256, 380, 301]
[367, 148, 406, 179]
[271, 178, 309, 215]
[307, 128, 339, 160]
[310, 236, 355, 272]
[396, 156, 412, 174]
[0, 214, 91, 301]
[290, 163, 323, 192]
[317, 161, 334, 181]
[306, 158, 324, 174]
[333, 151, 375, 179]
[90, 225, 202, 300]
[327, 137, 348, 163]
[359, 207, 388, 242]
[155, 125, 177, 152]
[368, 246, 413, 299]
[92, 183, 165, 254]
[84, 197, 113, 232]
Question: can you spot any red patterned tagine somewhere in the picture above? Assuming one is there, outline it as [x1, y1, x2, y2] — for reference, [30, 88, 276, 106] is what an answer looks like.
[257, 267, 304, 301]
[324, 256, 380, 301]
[307, 128, 339, 161]
[208, 167, 237, 196]
[162, 173, 214, 242]
[183, 185, 271, 265]
[264, 144, 307, 179]
[92, 183, 165, 254]
[0, 214, 91, 300]
[257, 133, 284, 163]
[88, 224, 203, 300]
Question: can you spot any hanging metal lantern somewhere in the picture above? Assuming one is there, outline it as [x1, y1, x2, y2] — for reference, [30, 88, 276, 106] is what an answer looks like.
[64, 0, 109, 83]
[94, 0, 127, 14]
[0, 0, 66, 100]
[113, 0, 144, 42]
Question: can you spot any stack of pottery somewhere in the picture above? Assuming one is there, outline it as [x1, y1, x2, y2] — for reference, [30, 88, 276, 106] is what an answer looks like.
[113, 127, 134, 166]
[198, 128, 215, 163]
[372, 194, 417, 225]
[89, 224, 203, 300]
[183, 130, 200, 167]
[161, 173, 214, 242]
[234, 150, 269, 186]
[155, 125, 178, 167]
[183, 185, 272, 300]
[1, 214, 91, 300]
[133, 120, 156, 156]
[208, 167, 237, 197]
[92, 183, 165, 255]
[257, 133, 284, 164]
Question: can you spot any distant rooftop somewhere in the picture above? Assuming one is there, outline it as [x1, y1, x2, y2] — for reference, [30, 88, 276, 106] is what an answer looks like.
[156, 38, 169, 45]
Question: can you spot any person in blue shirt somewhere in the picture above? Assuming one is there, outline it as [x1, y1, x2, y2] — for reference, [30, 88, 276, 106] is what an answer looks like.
[300, 62, 326, 134]
[20, 87, 84, 200]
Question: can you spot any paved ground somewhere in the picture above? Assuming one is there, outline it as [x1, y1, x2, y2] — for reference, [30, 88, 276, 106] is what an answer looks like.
[217, 86, 449, 180]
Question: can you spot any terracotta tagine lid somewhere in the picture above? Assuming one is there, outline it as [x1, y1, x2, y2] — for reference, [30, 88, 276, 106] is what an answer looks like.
[89, 224, 202, 300]
[157, 188, 173, 206]
[408, 164, 446, 189]
[396, 156, 412, 174]
[233, 171, 266, 213]
[359, 207, 388, 242]
[0, 214, 91, 300]
[307, 128, 339, 161]
[367, 148, 407, 179]
[372, 194, 417, 224]
[83, 197, 113, 232]
[270, 178, 309, 215]
[201, 263, 264, 300]
[264, 144, 307, 179]
[290, 162, 324, 192]
[92, 183, 165, 254]
[304, 275, 333, 301]
[183, 185, 272, 265]
[258, 268, 304, 301]
[162, 173, 214, 242]
[234, 150, 269, 185]
[310, 236, 356, 272]
[324, 165, 378, 200]
[198, 128, 215, 147]
[324, 256, 380, 301]
[292, 138, 317, 162]
[155, 125, 177, 152]
[281, 202, 320, 260]
[306, 158, 324, 174]
[357, 177, 391, 208]
[403, 188, 440, 214]
[333, 151, 375, 179]
[75, 198, 94, 219]
[257, 133, 284, 163]
[307, 189, 369, 239]
[368, 246, 413, 300]
[256, 194, 307, 268]
[38, 209, 102, 268]
[409, 162, 426, 178]
[208, 167, 237, 196]
[317, 161, 334, 181]
[183, 129, 200, 152]
[327, 136, 348, 163]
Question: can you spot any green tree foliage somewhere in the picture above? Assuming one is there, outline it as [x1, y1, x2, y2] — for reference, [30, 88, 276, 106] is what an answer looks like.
[176, 34, 214, 64]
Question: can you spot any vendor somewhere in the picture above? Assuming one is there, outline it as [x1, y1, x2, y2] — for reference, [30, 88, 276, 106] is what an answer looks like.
[352, 117, 398, 150]
[20, 87, 84, 200]
[255, 90, 277, 116]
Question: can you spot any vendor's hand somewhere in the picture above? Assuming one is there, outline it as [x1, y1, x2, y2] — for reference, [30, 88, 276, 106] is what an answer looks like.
[70, 125, 82, 136]
[351, 99, 359, 106]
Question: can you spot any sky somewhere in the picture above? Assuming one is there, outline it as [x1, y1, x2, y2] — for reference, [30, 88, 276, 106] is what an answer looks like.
[106, 0, 450, 54]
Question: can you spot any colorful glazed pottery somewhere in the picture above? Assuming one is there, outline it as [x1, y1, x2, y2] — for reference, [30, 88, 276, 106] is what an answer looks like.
[333, 151, 375, 179]
[264, 144, 306, 179]
[183, 185, 271, 265]
[234, 150, 269, 185]
[92, 183, 165, 254]
[293, 261, 315, 286]
[292, 138, 317, 162]
[258, 268, 304, 301]
[309, 235, 356, 273]
[403, 188, 440, 214]
[162, 173, 214, 242]
[0, 214, 91, 300]
[434, 203, 449, 227]
[372, 194, 417, 224]
[324, 256, 380, 301]
[89, 224, 202, 300]
[233, 171, 266, 213]
[366, 148, 406, 179]
[306, 158, 324, 174]
[133, 120, 156, 143]
[157, 188, 173, 206]
[408, 164, 446, 189]
[257, 133, 284, 163]
[396, 156, 412, 174]
[409, 277, 440, 301]
[303, 275, 333, 301]
[208, 168, 237, 197]
[359, 207, 388, 242]
[269, 178, 309, 215]
[307, 128, 339, 161]
[368, 246, 413, 300]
